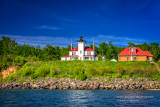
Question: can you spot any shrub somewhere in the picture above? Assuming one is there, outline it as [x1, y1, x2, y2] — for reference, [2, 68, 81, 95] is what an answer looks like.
[133, 67, 139, 74]
[34, 66, 50, 78]
[0, 73, 3, 78]
[21, 66, 34, 77]
[99, 67, 112, 75]
[55, 68, 60, 75]
[15, 56, 26, 66]
[72, 67, 86, 80]
[98, 56, 102, 61]
[125, 67, 133, 77]
[0, 62, 7, 70]
[50, 66, 56, 77]
[88, 67, 98, 75]
[117, 66, 124, 75]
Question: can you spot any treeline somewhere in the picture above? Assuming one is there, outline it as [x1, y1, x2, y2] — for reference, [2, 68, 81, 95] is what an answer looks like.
[0, 36, 71, 69]
[0, 36, 160, 69]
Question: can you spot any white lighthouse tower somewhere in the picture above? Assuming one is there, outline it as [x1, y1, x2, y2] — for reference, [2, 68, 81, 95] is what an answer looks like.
[77, 36, 86, 60]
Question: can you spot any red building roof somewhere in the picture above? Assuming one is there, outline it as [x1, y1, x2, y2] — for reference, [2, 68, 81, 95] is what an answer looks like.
[69, 47, 94, 51]
[61, 55, 79, 57]
[118, 47, 153, 56]
[84, 55, 94, 56]
[69, 47, 78, 51]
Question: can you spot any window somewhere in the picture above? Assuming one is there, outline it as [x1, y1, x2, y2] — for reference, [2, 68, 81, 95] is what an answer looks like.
[131, 49, 134, 52]
[80, 50, 82, 54]
[72, 52, 76, 55]
[133, 57, 136, 61]
[127, 57, 129, 61]
[87, 51, 91, 55]
[85, 57, 89, 60]
[75, 57, 78, 60]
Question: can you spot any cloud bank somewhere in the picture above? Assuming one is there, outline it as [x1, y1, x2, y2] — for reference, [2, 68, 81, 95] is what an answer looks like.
[0, 34, 151, 48]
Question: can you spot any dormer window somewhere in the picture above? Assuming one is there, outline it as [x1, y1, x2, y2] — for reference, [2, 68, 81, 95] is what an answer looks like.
[131, 48, 134, 52]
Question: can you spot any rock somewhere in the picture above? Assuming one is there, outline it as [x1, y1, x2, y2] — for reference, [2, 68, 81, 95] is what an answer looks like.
[82, 82, 87, 87]
[0, 77, 160, 90]
[32, 84, 40, 89]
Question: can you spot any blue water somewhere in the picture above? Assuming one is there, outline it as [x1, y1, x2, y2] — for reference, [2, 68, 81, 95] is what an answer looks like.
[0, 90, 160, 107]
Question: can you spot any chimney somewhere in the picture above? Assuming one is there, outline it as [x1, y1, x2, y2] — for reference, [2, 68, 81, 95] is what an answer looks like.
[93, 38, 95, 51]
[71, 39, 73, 50]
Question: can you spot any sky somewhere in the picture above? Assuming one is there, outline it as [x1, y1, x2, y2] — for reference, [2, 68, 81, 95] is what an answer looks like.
[0, 0, 160, 48]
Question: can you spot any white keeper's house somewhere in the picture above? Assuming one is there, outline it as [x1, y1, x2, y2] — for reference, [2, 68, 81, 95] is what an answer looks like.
[61, 36, 105, 61]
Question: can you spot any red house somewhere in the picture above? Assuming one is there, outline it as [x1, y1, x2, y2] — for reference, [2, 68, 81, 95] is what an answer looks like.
[118, 47, 153, 61]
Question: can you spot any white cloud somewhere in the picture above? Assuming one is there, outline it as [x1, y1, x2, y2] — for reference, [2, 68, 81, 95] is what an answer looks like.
[96, 34, 148, 46]
[35, 25, 62, 30]
[0, 34, 71, 48]
[0, 34, 153, 48]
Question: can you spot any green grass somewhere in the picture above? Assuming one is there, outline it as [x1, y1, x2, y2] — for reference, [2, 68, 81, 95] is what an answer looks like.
[158, 62, 160, 67]
[1, 61, 160, 82]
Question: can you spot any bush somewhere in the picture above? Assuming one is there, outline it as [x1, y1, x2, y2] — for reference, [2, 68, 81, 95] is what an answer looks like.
[98, 56, 102, 61]
[123, 66, 133, 77]
[34, 66, 50, 78]
[21, 66, 34, 77]
[99, 67, 112, 75]
[0, 73, 3, 78]
[0, 62, 7, 70]
[15, 56, 26, 66]
[50, 66, 56, 77]
[117, 66, 124, 75]
[88, 67, 98, 75]
[72, 67, 86, 80]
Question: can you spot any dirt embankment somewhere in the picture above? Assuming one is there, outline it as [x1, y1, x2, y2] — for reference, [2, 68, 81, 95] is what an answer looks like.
[1, 66, 16, 78]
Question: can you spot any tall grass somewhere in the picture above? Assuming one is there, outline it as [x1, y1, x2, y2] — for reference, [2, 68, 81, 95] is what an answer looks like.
[2, 61, 160, 81]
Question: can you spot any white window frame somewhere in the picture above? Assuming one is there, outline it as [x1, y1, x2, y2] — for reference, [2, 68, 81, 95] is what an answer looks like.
[131, 49, 134, 52]
[133, 57, 136, 61]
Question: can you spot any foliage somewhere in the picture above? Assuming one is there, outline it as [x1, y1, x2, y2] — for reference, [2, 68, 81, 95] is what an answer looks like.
[97, 56, 102, 61]
[2, 61, 160, 82]
[0, 36, 160, 71]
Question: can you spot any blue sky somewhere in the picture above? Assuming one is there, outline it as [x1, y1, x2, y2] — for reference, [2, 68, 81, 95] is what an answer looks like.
[0, 0, 160, 48]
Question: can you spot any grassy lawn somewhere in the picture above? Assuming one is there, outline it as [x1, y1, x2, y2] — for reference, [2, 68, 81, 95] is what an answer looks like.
[1, 61, 160, 82]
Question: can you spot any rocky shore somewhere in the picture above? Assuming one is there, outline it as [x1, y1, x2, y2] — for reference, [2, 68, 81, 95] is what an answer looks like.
[0, 77, 160, 90]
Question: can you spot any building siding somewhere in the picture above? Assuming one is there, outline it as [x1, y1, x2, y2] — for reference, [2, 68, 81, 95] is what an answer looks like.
[119, 56, 152, 61]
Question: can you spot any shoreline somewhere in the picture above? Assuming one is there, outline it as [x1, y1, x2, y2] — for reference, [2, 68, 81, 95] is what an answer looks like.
[1, 77, 160, 90]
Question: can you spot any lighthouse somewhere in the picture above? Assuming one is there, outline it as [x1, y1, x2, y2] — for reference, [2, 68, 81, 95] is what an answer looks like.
[77, 36, 86, 60]
[61, 36, 105, 61]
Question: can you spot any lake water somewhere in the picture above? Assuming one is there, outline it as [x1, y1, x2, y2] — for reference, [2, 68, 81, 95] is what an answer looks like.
[0, 90, 160, 107]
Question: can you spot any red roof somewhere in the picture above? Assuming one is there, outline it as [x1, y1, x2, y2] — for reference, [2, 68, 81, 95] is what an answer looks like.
[69, 47, 94, 51]
[61, 55, 79, 57]
[84, 55, 94, 56]
[85, 47, 94, 51]
[119, 47, 153, 56]
[69, 47, 78, 51]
